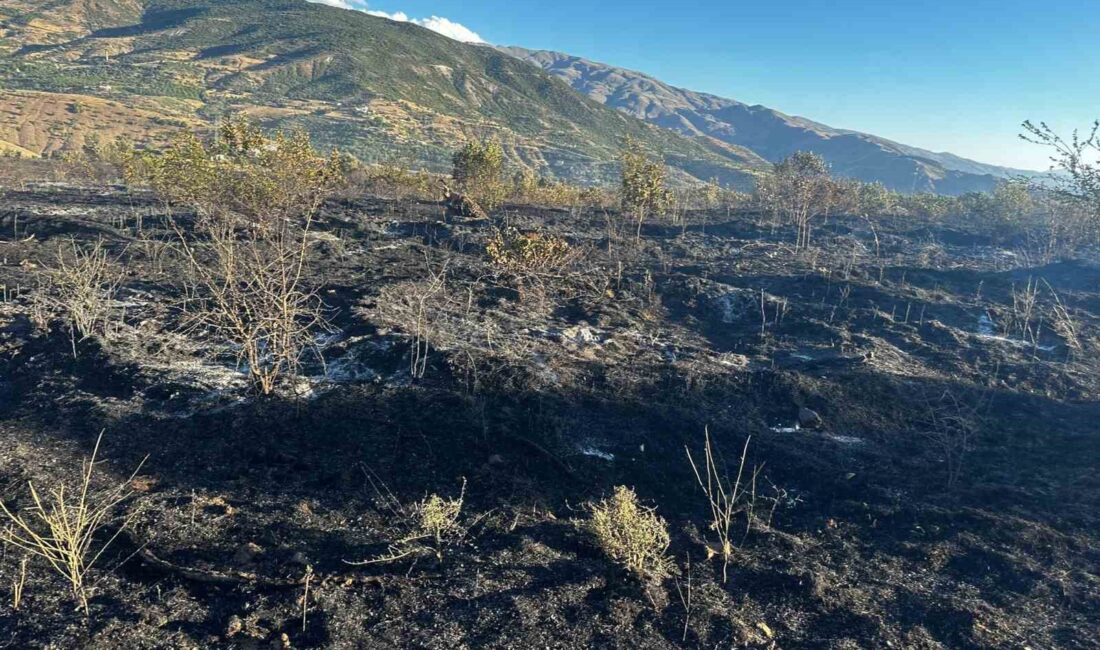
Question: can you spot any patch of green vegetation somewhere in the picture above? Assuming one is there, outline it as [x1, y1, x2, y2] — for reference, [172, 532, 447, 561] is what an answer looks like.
[0, 60, 202, 99]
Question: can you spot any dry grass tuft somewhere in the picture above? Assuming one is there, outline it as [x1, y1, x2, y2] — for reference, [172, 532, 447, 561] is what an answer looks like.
[11, 557, 27, 611]
[589, 486, 672, 582]
[414, 487, 467, 559]
[346, 478, 470, 565]
[1043, 279, 1083, 354]
[0, 433, 144, 614]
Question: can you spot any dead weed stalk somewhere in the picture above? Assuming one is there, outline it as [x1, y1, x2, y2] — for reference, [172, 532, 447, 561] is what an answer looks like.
[685, 430, 760, 583]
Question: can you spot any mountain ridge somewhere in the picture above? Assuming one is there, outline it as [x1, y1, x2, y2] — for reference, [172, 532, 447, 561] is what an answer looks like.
[503, 47, 1038, 194]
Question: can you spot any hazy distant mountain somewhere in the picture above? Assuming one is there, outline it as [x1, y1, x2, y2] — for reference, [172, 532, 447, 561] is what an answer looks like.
[504, 47, 1039, 195]
[0, 0, 768, 186]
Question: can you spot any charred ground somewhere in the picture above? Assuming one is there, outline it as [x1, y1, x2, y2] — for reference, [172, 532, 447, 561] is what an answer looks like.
[0, 184, 1097, 648]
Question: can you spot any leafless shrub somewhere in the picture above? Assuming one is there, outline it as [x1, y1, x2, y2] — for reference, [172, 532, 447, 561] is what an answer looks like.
[375, 259, 450, 380]
[917, 390, 988, 490]
[673, 555, 695, 643]
[136, 226, 173, 279]
[39, 238, 123, 355]
[364, 245, 612, 394]
[376, 272, 549, 389]
[0, 433, 145, 615]
[173, 216, 329, 395]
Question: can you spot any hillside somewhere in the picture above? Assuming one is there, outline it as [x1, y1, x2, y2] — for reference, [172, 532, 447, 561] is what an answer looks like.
[0, 0, 768, 186]
[505, 47, 1039, 194]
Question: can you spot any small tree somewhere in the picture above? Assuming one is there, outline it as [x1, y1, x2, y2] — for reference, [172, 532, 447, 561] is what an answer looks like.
[993, 179, 1034, 217]
[756, 151, 834, 249]
[958, 191, 998, 223]
[620, 139, 669, 241]
[899, 192, 956, 220]
[81, 134, 135, 169]
[985, 179, 1037, 242]
[1021, 120, 1100, 246]
[833, 178, 898, 217]
[698, 177, 722, 211]
[452, 139, 507, 211]
[134, 117, 346, 394]
[1029, 190, 1094, 260]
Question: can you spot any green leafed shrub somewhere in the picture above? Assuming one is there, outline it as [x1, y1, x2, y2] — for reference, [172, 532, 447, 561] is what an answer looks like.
[619, 138, 670, 240]
[452, 139, 507, 211]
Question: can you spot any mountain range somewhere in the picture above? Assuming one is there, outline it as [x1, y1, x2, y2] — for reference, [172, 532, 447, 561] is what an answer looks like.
[503, 48, 1039, 194]
[0, 0, 1032, 194]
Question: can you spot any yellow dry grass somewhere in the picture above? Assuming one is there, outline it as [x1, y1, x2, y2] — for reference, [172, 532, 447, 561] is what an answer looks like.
[0, 90, 201, 156]
[0, 140, 39, 158]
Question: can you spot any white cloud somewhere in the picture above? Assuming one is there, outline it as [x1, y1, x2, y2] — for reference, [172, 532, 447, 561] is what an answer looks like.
[410, 16, 486, 44]
[308, 0, 359, 8]
[306, 1, 487, 44]
[366, 10, 409, 20]
[368, 11, 486, 44]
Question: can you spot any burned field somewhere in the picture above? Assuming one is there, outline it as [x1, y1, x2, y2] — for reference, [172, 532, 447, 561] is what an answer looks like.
[0, 184, 1097, 648]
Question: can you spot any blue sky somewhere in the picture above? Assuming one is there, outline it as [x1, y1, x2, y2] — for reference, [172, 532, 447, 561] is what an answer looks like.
[313, 0, 1099, 171]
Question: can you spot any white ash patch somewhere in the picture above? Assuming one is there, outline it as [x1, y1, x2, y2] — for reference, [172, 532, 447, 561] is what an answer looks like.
[770, 425, 866, 446]
[770, 425, 802, 434]
[577, 445, 615, 461]
[977, 312, 996, 336]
